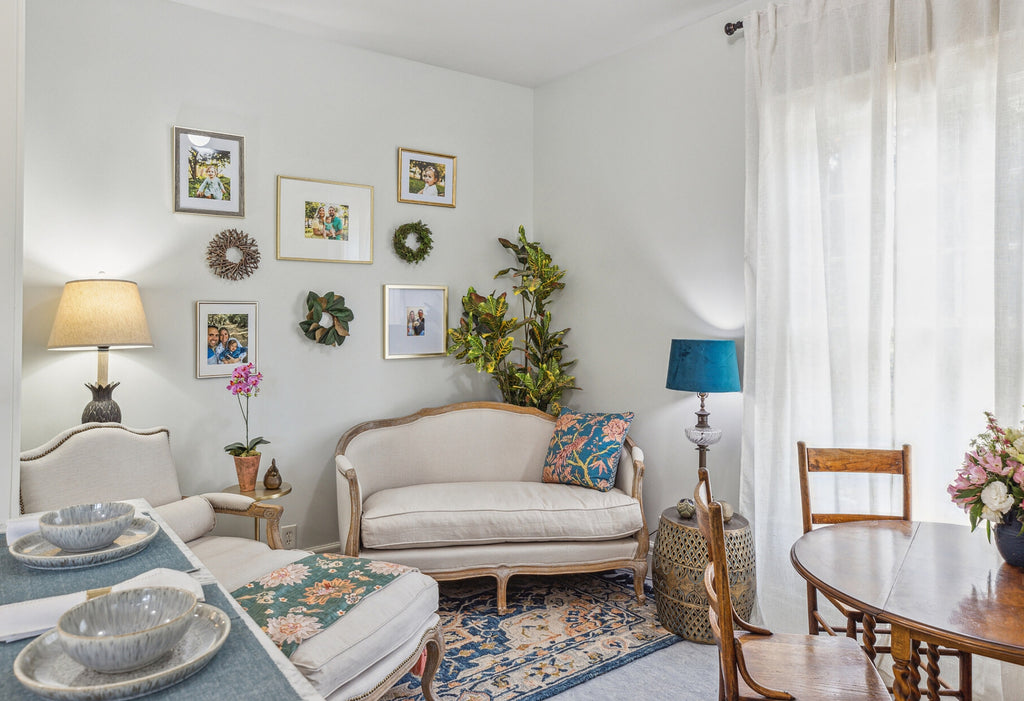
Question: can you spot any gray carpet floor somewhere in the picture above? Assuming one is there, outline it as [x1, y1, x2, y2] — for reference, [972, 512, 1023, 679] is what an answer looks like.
[550, 635, 719, 700]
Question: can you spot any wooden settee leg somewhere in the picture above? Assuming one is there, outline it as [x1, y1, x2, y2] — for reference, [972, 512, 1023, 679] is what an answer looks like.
[496, 570, 511, 614]
[633, 563, 647, 604]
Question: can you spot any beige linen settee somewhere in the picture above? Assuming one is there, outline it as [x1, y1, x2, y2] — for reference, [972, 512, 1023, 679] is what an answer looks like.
[335, 401, 649, 613]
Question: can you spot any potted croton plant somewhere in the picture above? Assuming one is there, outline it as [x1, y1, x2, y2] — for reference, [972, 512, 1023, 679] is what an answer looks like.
[224, 363, 269, 492]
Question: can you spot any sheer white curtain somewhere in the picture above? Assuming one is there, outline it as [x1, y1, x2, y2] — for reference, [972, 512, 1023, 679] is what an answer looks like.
[741, 0, 1024, 697]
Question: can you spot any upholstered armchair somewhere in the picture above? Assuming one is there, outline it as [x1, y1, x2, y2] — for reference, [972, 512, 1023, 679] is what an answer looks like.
[19, 422, 446, 701]
[18, 423, 307, 590]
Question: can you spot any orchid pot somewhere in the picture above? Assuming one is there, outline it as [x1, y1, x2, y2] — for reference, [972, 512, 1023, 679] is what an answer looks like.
[233, 454, 261, 492]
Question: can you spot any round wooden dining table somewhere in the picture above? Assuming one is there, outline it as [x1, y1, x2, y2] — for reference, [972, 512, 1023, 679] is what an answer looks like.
[791, 520, 1024, 701]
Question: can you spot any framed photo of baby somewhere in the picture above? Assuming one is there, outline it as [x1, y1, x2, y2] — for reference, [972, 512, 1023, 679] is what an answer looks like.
[195, 301, 258, 378]
[173, 127, 245, 217]
[398, 148, 456, 208]
[277, 176, 374, 264]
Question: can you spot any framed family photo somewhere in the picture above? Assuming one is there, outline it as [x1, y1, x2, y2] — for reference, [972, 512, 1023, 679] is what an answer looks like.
[383, 285, 448, 359]
[173, 127, 245, 216]
[277, 176, 374, 264]
[398, 148, 456, 208]
[196, 301, 258, 378]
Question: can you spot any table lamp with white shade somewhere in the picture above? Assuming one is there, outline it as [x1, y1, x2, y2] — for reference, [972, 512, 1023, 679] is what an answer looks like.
[665, 338, 741, 472]
[47, 279, 153, 423]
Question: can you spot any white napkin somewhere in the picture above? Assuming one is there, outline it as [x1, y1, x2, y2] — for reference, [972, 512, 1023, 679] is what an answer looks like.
[5, 514, 42, 544]
[0, 568, 205, 643]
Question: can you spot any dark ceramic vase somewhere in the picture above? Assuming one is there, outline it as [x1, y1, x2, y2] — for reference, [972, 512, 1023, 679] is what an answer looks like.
[994, 512, 1024, 568]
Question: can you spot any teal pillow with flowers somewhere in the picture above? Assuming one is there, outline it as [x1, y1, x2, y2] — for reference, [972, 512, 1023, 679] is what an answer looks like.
[542, 409, 635, 492]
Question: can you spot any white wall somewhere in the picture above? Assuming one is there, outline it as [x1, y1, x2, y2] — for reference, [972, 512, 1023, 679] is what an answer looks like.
[1, 0, 24, 521]
[22, 0, 533, 547]
[534, 4, 752, 527]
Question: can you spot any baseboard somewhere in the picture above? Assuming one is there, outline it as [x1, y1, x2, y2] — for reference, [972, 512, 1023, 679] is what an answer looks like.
[310, 541, 341, 553]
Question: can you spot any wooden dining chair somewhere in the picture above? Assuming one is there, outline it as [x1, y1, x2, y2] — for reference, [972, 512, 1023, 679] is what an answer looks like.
[694, 467, 890, 700]
[797, 441, 971, 700]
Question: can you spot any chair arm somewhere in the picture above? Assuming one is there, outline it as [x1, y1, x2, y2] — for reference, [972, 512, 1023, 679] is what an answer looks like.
[335, 455, 362, 557]
[620, 438, 649, 560]
[198, 492, 285, 549]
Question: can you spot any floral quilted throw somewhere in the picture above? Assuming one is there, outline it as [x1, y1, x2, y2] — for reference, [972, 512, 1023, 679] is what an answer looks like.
[542, 409, 634, 491]
[231, 553, 412, 657]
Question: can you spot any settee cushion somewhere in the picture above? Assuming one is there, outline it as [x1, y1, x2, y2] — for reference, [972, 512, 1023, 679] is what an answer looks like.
[542, 410, 634, 491]
[361, 481, 643, 549]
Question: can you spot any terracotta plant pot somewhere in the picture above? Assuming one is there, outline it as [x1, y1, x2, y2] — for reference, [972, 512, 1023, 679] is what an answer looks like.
[233, 455, 261, 492]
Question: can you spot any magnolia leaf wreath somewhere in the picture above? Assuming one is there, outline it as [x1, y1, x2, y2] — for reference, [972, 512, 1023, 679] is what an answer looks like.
[207, 229, 260, 280]
[299, 291, 354, 346]
[393, 220, 433, 264]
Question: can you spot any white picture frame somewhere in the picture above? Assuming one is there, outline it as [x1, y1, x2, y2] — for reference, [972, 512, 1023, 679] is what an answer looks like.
[196, 301, 258, 378]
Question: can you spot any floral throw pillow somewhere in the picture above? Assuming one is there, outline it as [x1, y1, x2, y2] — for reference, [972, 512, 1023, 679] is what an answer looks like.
[542, 409, 635, 492]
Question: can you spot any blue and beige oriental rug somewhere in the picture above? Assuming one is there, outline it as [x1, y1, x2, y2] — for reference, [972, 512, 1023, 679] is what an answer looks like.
[383, 570, 680, 700]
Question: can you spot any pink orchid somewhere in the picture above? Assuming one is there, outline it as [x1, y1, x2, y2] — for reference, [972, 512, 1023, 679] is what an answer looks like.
[223, 364, 269, 457]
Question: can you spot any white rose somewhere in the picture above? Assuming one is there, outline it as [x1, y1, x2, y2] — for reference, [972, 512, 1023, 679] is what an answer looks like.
[978, 505, 1003, 521]
[981, 505, 1004, 523]
[1013, 437, 1024, 454]
[981, 481, 1015, 514]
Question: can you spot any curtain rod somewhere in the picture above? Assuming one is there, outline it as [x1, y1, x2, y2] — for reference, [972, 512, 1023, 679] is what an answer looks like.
[724, 20, 744, 36]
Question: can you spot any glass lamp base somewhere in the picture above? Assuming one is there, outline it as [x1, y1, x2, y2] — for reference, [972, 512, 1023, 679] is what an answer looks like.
[685, 425, 722, 447]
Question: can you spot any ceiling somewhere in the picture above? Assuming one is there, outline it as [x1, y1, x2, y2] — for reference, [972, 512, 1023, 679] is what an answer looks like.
[168, 0, 744, 87]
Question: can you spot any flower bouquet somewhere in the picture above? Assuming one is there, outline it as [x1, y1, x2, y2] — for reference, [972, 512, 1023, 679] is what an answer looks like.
[223, 363, 270, 457]
[948, 411, 1024, 541]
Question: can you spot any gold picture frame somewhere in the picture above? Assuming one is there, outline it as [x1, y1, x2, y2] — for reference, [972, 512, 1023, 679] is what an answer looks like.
[397, 148, 456, 208]
[383, 284, 449, 359]
[276, 175, 374, 263]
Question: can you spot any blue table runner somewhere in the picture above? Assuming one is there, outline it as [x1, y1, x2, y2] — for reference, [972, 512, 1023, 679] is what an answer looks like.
[0, 531, 308, 700]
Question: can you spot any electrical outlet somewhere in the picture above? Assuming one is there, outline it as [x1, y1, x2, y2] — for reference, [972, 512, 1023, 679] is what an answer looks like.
[282, 524, 297, 549]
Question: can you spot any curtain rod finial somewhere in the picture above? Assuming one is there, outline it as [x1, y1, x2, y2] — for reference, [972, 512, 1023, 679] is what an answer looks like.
[725, 20, 744, 36]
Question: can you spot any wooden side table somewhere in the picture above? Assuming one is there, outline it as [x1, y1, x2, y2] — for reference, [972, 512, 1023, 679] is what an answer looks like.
[222, 482, 292, 541]
[652, 506, 756, 643]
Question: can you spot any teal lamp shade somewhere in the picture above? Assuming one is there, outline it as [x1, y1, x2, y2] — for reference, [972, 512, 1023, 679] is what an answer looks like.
[666, 339, 740, 393]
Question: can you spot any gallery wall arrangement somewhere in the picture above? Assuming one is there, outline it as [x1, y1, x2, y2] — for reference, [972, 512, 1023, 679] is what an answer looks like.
[177, 127, 457, 377]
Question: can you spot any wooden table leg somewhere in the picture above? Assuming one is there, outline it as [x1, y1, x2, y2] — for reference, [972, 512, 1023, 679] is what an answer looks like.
[909, 641, 922, 700]
[925, 644, 941, 700]
[254, 516, 260, 541]
[862, 612, 878, 661]
[892, 624, 915, 701]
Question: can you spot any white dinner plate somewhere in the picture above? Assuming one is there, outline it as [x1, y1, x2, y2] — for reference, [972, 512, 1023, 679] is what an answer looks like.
[13, 602, 230, 700]
[8, 517, 159, 569]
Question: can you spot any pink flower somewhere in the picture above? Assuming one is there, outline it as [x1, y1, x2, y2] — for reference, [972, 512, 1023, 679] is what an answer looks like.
[555, 412, 579, 431]
[601, 418, 630, 443]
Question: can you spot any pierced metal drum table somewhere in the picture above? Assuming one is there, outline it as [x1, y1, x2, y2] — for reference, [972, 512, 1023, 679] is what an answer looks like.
[652, 506, 756, 643]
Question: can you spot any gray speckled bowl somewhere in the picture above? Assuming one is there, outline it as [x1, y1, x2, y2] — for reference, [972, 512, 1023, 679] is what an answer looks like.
[38, 503, 135, 552]
[57, 587, 198, 674]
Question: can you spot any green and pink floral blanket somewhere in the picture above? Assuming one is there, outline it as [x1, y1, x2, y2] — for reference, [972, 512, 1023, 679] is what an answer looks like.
[231, 553, 412, 656]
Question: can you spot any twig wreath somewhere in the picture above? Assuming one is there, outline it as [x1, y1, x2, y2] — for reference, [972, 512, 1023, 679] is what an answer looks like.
[207, 229, 260, 280]
[392, 221, 433, 264]
[299, 291, 354, 346]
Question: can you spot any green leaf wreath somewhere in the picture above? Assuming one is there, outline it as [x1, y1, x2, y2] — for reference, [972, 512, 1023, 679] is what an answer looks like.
[393, 221, 433, 264]
[299, 291, 353, 346]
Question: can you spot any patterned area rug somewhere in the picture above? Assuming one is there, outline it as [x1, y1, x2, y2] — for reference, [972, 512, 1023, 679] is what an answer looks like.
[383, 570, 680, 700]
